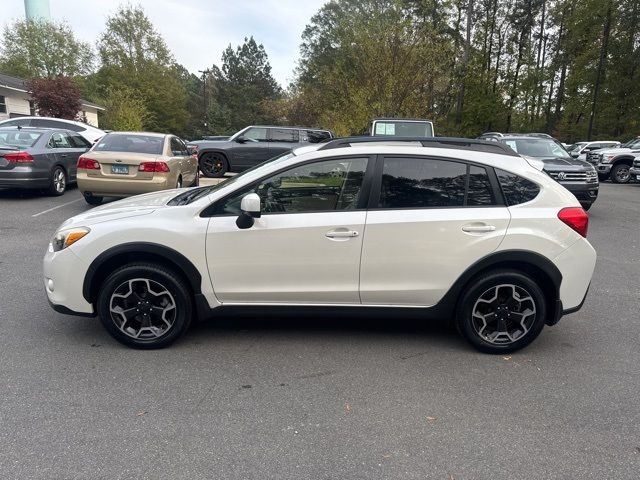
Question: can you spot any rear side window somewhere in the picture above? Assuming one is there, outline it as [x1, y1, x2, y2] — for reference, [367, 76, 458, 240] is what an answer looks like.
[379, 157, 467, 208]
[94, 134, 165, 155]
[496, 169, 540, 205]
[270, 128, 299, 142]
[69, 133, 91, 148]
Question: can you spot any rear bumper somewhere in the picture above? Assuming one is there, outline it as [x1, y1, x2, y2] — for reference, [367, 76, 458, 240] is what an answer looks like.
[552, 238, 596, 312]
[77, 173, 174, 197]
[0, 170, 49, 189]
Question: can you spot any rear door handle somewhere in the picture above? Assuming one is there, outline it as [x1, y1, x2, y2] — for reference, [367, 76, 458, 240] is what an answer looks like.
[325, 229, 359, 238]
[462, 224, 496, 233]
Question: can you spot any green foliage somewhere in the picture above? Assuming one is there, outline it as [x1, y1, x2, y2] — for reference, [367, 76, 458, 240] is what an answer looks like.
[0, 19, 93, 78]
[101, 87, 148, 131]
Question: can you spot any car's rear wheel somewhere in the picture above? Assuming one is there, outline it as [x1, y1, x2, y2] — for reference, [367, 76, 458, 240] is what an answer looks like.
[47, 166, 67, 196]
[83, 193, 103, 205]
[191, 172, 200, 187]
[456, 270, 547, 354]
[200, 153, 228, 178]
[96, 263, 193, 349]
[610, 164, 631, 184]
[176, 175, 183, 188]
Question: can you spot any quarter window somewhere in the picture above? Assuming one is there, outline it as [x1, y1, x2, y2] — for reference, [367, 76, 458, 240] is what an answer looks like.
[496, 169, 540, 205]
[215, 157, 368, 215]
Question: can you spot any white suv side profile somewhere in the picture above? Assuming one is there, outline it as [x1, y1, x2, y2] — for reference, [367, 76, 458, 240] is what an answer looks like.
[43, 138, 596, 353]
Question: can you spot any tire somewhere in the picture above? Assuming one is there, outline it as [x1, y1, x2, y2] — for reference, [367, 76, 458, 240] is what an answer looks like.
[597, 173, 609, 182]
[456, 269, 547, 354]
[47, 166, 67, 196]
[191, 172, 200, 187]
[96, 263, 193, 349]
[84, 194, 103, 205]
[199, 152, 228, 178]
[610, 163, 631, 184]
[176, 175, 183, 189]
[582, 202, 592, 211]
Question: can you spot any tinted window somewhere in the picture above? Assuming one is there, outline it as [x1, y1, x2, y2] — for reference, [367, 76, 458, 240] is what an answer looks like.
[467, 166, 495, 206]
[502, 138, 570, 159]
[49, 132, 72, 148]
[373, 121, 433, 137]
[270, 128, 299, 142]
[94, 134, 164, 155]
[0, 118, 30, 127]
[215, 157, 368, 215]
[379, 157, 467, 208]
[242, 127, 268, 142]
[170, 137, 188, 156]
[301, 130, 332, 143]
[496, 169, 540, 205]
[31, 118, 85, 132]
[69, 133, 91, 149]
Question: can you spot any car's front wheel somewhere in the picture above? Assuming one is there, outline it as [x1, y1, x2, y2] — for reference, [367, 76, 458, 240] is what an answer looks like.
[199, 153, 228, 178]
[456, 270, 547, 354]
[96, 263, 193, 349]
[610, 163, 631, 184]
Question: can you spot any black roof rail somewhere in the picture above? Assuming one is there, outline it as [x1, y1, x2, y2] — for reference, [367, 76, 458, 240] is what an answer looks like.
[317, 136, 519, 156]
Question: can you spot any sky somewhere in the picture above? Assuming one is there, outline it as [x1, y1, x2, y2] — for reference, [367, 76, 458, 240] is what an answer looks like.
[3, 0, 328, 86]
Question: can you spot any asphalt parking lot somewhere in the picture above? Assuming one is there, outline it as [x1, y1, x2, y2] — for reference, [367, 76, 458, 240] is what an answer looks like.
[0, 182, 639, 479]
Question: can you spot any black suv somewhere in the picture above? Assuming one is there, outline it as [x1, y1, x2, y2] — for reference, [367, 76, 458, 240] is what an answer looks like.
[188, 126, 334, 177]
[492, 135, 599, 210]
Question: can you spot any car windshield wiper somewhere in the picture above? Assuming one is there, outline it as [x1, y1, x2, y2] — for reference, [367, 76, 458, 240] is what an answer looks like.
[167, 186, 215, 206]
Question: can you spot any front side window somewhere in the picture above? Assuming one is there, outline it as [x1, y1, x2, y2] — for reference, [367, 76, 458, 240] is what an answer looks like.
[243, 127, 268, 142]
[215, 157, 368, 215]
[379, 157, 467, 208]
[496, 169, 540, 206]
[270, 128, 299, 142]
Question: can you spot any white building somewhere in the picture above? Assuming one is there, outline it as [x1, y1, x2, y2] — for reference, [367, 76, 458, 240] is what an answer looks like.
[0, 72, 104, 127]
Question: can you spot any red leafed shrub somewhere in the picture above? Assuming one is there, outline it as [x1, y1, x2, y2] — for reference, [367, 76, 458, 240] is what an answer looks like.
[25, 76, 82, 120]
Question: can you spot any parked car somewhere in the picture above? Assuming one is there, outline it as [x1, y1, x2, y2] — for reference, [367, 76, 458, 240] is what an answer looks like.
[585, 137, 640, 183]
[567, 141, 620, 161]
[189, 126, 334, 178]
[0, 126, 91, 195]
[478, 132, 553, 141]
[0, 117, 106, 143]
[493, 135, 599, 210]
[629, 155, 640, 181]
[369, 118, 435, 137]
[77, 132, 198, 205]
[44, 136, 595, 354]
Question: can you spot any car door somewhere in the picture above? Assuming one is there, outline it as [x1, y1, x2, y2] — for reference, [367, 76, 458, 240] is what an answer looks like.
[48, 131, 78, 181]
[205, 155, 372, 304]
[169, 136, 186, 181]
[231, 127, 271, 169]
[268, 127, 299, 156]
[359, 155, 511, 306]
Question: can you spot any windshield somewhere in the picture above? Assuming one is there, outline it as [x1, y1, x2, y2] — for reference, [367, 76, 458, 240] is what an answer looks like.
[569, 142, 587, 152]
[372, 121, 434, 137]
[621, 138, 640, 148]
[168, 150, 298, 206]
[0, 130, 41, 148]
[94, 133, 165, 155]
[502, 138, 570, 159]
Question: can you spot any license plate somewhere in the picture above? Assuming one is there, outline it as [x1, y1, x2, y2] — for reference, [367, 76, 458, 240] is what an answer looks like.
[111, 164, 129, 174]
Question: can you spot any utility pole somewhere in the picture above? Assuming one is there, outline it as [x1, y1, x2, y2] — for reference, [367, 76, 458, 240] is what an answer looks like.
[198, 69, 211, 131]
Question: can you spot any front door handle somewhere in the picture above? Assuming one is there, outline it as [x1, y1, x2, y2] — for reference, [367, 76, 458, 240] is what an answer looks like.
[325, 229, 359, 239]
[462, 224, 496, 233]
[60, 154, 68, 158]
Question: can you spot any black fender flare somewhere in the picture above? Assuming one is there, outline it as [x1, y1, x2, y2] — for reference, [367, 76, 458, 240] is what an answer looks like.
[82, 242, 203, 304]
[611, 155, 635, 166]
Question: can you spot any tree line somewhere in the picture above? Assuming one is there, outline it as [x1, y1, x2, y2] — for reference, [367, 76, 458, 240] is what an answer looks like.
[0, 1, 638, 142]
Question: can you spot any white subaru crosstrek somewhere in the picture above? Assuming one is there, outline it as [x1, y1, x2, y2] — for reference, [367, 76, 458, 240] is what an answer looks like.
[44, 138, 596, 353]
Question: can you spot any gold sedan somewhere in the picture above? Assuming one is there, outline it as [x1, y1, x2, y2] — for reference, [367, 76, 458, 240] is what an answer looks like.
[77, 132, 199, 205]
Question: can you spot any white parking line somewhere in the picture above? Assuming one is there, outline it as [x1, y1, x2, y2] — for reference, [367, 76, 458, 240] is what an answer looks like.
[32, 198, 83, 218]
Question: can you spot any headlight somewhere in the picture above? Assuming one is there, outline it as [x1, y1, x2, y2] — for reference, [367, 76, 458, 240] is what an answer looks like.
[586, 168, 597, 177]
[49, 227, 90, 252]
[602, 154, 616, 163]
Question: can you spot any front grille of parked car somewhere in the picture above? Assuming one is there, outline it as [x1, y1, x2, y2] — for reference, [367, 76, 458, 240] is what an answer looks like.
[586, 152, 600, 164]
[548, 171, 589, 182]
[633, 158, 640, 168]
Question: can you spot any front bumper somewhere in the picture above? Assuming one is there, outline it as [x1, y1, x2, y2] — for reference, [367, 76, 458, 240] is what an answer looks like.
[43, 244, 94, 316]
[560, 181, 599, 205]
[596, 164, 612, 174]
[629, 167, 640, 178]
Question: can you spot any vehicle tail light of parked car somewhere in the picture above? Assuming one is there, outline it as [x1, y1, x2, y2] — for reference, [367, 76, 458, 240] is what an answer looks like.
[558, 207, 589, 238]
[139, 161, 170, 173]
[77, 156, 101, 170]
[2, 151, 34, 163]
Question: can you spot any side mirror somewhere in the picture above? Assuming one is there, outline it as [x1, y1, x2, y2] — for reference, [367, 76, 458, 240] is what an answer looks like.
[236, 193, 261, 229]
[570, 152, 579, 158]
[236, 136, 247, 144]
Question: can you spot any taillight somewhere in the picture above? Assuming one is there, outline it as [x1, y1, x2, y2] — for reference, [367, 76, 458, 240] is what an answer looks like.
[558, 207, 589, 237]
[3, 151, 34, 163]
[77, 156, 100, 170]
[139, 162, 170, 173]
